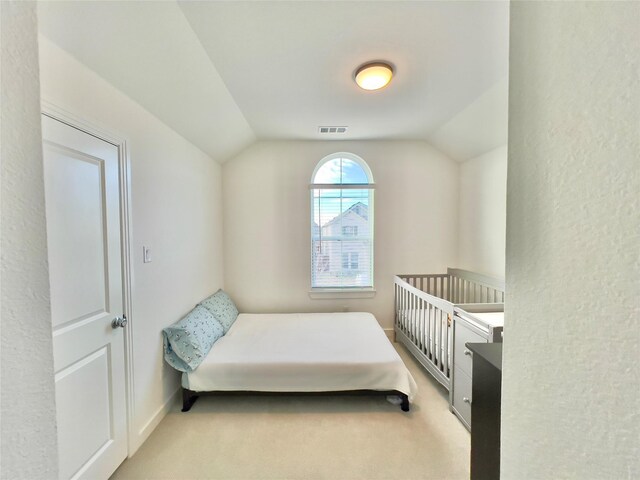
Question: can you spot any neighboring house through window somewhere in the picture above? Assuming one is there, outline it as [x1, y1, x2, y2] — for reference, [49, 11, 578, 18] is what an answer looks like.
[342, 252, 359, 270]
[310, 153, 374, 289]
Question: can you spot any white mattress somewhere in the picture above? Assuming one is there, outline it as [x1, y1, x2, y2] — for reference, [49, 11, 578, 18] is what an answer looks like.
[184, 312, 417, 401]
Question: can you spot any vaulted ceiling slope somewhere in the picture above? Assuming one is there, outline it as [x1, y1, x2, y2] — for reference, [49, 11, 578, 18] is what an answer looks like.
[37, 1, 509, 163]
[37, 1, 256, 163]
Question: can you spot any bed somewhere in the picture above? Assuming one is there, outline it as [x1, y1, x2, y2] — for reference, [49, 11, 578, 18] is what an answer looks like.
[394, 268, 504, 390]
[181, 312, 418, 412]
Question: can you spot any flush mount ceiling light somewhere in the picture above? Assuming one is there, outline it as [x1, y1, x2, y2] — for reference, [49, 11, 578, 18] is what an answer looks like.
[354, 62, 394, 91]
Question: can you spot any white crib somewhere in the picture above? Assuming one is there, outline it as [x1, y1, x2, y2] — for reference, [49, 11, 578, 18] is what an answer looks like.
[394, 268, 505, 390]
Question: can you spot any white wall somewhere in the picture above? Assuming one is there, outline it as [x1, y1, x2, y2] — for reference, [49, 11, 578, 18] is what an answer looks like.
[458, 145, 507, 278]
[38, 38, 225, 453]
[502, 2, 640, 479]
[222, 140, 459, 329]
[0, 3, 59, 478]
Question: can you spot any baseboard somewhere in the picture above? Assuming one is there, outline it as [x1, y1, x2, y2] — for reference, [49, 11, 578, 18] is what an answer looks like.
[384, 328, 395, 342]
[129, 388, 180, 456]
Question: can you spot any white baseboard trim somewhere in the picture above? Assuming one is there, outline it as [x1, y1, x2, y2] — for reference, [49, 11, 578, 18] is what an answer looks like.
[130, 388, 180, 456]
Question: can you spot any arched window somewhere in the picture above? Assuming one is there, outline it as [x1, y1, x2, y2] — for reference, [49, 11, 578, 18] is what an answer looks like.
[310, 153, 374, 289]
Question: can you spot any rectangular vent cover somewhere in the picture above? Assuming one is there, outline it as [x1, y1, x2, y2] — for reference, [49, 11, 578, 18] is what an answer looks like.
[319, 126, 348, 134]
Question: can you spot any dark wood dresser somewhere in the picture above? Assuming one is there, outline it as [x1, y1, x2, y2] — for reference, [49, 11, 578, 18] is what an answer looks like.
[466, 342, 503, 480]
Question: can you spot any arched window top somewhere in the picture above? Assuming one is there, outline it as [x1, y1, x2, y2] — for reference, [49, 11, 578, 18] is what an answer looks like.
[311, 152, 374, 185]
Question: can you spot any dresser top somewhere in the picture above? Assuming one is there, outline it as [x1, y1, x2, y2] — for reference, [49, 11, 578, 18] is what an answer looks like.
[466, 342, 503, 371]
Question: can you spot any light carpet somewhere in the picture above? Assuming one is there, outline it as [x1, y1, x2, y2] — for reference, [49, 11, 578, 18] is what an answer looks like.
[111, 343, 470, 480]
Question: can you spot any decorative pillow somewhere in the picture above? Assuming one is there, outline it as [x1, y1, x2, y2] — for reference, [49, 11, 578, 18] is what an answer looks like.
[198, 289, 239, 334]
[162, 305, 224, 373]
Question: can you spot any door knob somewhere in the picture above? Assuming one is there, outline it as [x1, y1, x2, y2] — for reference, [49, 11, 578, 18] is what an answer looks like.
[112, 315, 128, 329]
[463, 397, 471, 404]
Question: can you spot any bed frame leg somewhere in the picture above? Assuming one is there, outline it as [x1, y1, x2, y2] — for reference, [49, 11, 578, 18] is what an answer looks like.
[181, 388, 198, 412]
[400, 393, 410, 412]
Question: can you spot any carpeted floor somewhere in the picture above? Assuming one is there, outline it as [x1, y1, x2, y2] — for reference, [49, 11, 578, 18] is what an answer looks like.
[111, 343, 470, 480]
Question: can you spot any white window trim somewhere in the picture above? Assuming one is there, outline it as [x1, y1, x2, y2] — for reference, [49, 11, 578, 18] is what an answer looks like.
[308, 288, 377, 299]
[309, 152, 375, 293]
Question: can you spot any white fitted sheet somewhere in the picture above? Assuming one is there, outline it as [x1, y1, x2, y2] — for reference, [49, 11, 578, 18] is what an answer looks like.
[183, 312, 417, 401]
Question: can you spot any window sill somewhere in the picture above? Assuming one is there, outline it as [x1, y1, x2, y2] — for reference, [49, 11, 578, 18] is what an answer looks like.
[308, 288, 376, 299]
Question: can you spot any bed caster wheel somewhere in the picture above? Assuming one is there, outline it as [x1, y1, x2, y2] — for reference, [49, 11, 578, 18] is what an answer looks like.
[400, 394, 410, 412]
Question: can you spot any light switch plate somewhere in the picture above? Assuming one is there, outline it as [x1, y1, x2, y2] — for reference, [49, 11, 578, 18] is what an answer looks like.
[143, 246, 152, 263]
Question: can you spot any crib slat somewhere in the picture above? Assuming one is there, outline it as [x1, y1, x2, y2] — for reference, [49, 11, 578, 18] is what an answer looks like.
[453, 276, 457, 303]
[401, 286, 406, 333]
[409, 289, 413, 339]
[423, 300, 428, 354]
[416, 296, 420, 349]
[422, 301, 427, 356]
[433, 306, 438, 363]
[433, 307, 438, 367]
[440, 310, 444, 372]
[435, 308, 441, 368]
[419, 298, 425, 352]
[398, 284, 402, 331]
[413, 291, 418, 341]
[427, 303, 433, 360]
[444, 312, 449, 376]
[431, 306, 438, 367]
[394, 283, 397, 328]
[436, 308, 440, 369]
[428, 304, 433, 362]
[417, 295, 421, 344]
[405, 287, 409, 334]
[440, 309, 444, 368]
[408, 290, 412, 339]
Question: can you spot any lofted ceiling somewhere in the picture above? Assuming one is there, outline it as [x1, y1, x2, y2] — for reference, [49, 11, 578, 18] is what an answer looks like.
[37, 1, 509, 163]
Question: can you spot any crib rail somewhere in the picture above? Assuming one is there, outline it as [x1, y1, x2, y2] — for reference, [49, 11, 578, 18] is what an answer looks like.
[398, 274, 449, 299]
[398, 269, 505, 304]
[394, 268, 505, 391]
[448, 268, 505, 304]
[394, 276, 452, 389]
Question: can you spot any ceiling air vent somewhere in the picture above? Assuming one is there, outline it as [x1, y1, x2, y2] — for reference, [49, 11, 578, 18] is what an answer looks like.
[319, 126, 348, 134]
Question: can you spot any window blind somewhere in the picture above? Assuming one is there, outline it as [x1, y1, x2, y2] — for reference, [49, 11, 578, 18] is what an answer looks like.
[310, 155, 374, 289]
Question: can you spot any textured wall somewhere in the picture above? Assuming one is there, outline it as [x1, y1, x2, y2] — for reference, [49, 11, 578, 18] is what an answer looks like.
[38, 38, 225, 453]
[458, 145, 507, 278]
[502, 2, 640, 478]
[0, 2, 59, 478]
[223, 140, 459, 329]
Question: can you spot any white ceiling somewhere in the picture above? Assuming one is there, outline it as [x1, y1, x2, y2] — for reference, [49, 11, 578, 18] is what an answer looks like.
[37, 1, 509, 163]
[428, 76, 508, 161]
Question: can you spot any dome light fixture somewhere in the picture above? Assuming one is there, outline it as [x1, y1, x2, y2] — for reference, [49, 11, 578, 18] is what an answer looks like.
[354, 62, 394, 91]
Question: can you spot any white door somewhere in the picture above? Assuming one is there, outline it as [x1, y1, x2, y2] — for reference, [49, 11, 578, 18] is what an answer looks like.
[42, 115, 128, 480]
